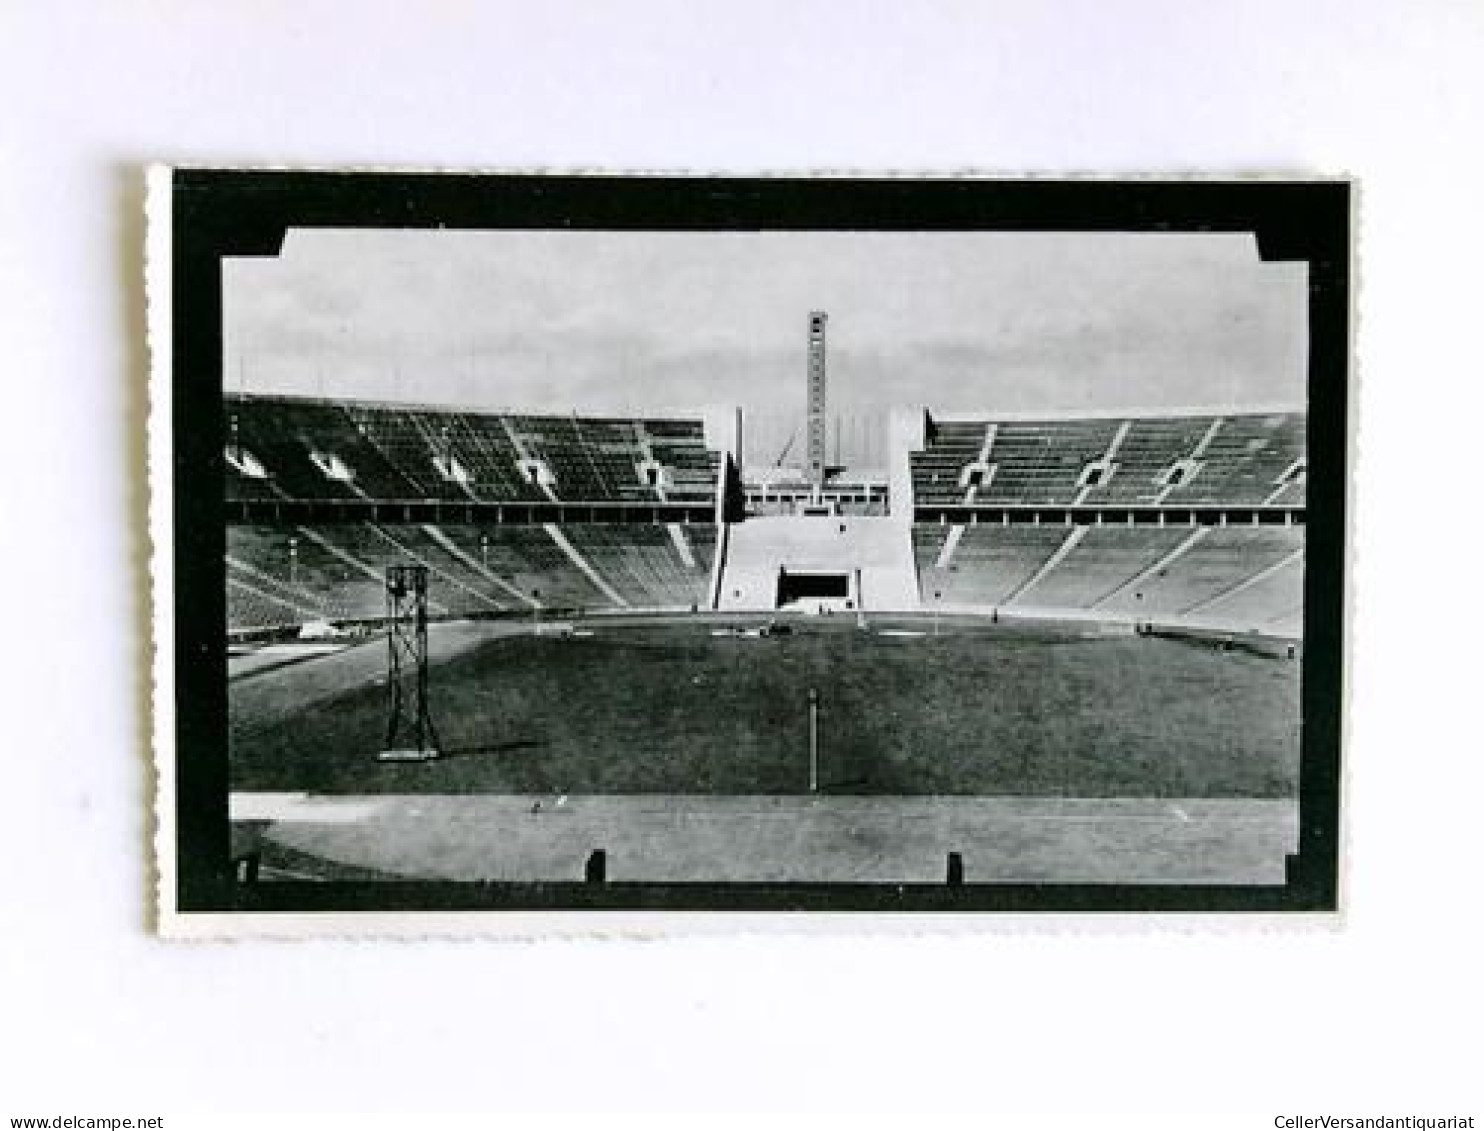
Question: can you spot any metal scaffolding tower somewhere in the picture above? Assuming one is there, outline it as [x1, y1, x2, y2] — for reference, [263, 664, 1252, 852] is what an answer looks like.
[378, 564, 442, 762]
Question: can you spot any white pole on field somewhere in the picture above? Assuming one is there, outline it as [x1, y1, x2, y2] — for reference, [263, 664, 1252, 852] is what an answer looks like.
[808, 687, 819, 793]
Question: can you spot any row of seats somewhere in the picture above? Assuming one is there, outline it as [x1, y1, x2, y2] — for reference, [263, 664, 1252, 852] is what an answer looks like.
[226, 522, 717, 632]
[910, 412, 1306, 506]
[914, 522, 1304, 631]
[225, 395, 720, 505]
[228, 517, 1301, 634]
[565, 525, 715, 609]
[1159, 414, 1306, 506]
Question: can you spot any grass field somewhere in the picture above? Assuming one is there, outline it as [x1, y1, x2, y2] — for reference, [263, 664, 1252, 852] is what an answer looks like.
[229, 616, 1300, 799]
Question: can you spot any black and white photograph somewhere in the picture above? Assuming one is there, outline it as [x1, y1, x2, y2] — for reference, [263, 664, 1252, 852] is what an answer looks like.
[21, 0, 1484, 1118]
[152, 171, 1347, 926]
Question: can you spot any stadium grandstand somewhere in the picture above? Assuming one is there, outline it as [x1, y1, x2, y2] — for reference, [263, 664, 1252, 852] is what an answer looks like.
[225, 393, 720, 505]
[225, 389, 1304, 641]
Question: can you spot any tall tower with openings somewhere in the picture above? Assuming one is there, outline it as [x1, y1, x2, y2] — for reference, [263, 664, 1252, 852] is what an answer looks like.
[806, 310, 828, 495]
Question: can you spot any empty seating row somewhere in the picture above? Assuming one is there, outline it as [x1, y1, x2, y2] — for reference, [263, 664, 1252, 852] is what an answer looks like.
[978, 419, 1124, 504]
[1078, 416, 1217, 504]
[226, 522, 718, 632]
[909, 421, 990, 505]
[914, 522, 1304, 631]
[1097, 526, 1303, 618]
[227, 397, 421, 501]
[910, 411, 1307, 506]
[227, 525, 387, 621]
[1162, 414, 1305, 505]
[1016, 526, 1192, 608]
[916, 525, 1068, 606]
[224, 395, 720, 505]
[565, 524, 714, 609]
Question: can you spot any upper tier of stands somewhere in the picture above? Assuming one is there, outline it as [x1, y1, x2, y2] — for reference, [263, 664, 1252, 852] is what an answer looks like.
[910, 411, 1306, 507]
[225, 394, 721, 505]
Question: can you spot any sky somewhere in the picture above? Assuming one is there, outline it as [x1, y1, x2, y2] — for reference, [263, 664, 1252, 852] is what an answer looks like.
[224, 229, 1307, 465]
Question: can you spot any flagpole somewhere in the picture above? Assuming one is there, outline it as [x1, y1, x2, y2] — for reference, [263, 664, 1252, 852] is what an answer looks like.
[808, 688, 819, 793]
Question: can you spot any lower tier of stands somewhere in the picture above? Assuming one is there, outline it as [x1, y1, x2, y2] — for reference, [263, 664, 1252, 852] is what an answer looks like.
[917, 526, 1069, 607]
[914, 521, 1303, 633]
[228, 519, 1302, 636]
[227, 522, 717, 633]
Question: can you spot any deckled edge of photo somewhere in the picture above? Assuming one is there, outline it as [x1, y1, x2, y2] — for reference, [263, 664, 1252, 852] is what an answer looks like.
[146, 163, 178, 936]
[144, 164, 1352, 942]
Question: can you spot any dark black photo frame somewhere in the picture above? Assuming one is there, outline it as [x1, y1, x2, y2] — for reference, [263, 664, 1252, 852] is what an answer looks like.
[164, 171, 1348, 917]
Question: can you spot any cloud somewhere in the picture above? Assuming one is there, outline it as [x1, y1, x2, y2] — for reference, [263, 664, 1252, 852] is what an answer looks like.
[225, 229, 1306, 416]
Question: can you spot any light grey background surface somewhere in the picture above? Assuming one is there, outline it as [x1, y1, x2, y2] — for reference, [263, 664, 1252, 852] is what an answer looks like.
[2, 0, 1480, 1115]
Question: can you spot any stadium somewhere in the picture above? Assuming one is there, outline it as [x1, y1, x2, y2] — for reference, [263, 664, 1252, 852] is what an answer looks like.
[224, 254, 1306, 889]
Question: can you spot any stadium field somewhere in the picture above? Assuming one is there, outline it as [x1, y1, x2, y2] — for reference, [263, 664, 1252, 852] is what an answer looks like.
[229, 616, 1299, 799]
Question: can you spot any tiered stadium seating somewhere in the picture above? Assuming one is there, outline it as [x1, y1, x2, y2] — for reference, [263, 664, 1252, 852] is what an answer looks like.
[1096, 526, 1304, 617]
[227, 398, 418, 500]
[225, 521, 724, 632]
[433, 525, 603, 608]
[223, 395, 1305, 636]
[646, 419, 724, 503]
[224, 395, 720, 505]
[915, 525, 1069, 606]
[302, 525, 505, 614]
[1262, 473, 1307, 508]
[976, 419, 1123, 504]
[227, 526, 389, 622]
[912, 521, 1303, 631]
[1161, 414, 1306, 506]
[437, 411, 545, 501]
[909, 421, 989, 505]
[506, 414, 609, 500]
[1077, 416, 1216, 505]
[565, 524, 714, 608]
[1194, 546, 1304, 630]
[226, 578, 309, 633]
[912, 524, 945, 579]
[566, 418, 659, 502]
[909, 411, 1307, 507]
[224, 459, 282, 501]
[1013, 525, 1191, 608]
[339, 404, 468, 501]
